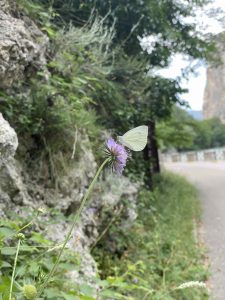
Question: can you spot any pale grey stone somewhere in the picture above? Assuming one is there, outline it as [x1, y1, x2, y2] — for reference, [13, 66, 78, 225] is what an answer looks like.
[203, 34, 225, 122]
[0, 113, 18, 165]
[0, 4, 48, 88]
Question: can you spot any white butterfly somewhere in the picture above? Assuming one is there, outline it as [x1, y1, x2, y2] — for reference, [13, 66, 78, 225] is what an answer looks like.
[117, 125, 148, 151]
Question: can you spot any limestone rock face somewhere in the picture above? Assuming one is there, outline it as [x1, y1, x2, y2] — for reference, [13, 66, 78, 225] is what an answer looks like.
[0, 113, 20, 215]
[46, 173, 138, 285]
[203, 36, 225, 123]
[0, 1, 48, 88]
[0, 130, 138, 283]
[203, 57, 225, 123]
[0, 113, 18, 166]
[0, 0, 13, 13]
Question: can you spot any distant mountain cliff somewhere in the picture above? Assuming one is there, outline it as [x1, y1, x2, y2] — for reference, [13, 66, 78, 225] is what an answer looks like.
[203, 36, 225, 123]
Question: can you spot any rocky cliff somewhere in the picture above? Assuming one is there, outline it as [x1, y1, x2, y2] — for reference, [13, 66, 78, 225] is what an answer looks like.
[0, 0, 48, 88]
[203, 37, 225, 122]
[0, 0, 138, 290]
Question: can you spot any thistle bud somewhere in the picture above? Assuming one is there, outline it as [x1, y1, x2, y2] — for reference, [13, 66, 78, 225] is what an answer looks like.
[22, 284, 37, 300]
[17, 233, 25, 240]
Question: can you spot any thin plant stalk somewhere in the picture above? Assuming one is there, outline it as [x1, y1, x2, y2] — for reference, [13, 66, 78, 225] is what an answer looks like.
[17, 220, 33, 234]
[0, 214, 38, 244]
[91, 205, 123, 251]
[9, 238, 21, 300]
[37, 158, 110, 297]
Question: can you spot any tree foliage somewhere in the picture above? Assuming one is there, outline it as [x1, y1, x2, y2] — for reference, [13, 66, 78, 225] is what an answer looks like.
[35, 0, 213, 61]
[157, 107, 225, 151]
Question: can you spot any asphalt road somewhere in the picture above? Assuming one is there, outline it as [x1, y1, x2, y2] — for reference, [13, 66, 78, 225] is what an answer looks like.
[165, 162, 225, 300]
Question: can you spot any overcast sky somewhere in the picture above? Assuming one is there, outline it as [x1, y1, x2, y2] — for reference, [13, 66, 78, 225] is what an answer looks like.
[159, 0, 225, 111]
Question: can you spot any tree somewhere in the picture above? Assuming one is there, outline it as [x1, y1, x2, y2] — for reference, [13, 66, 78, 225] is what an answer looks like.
[156, 107, 196, 151]
[37, 0, 213, 61]
[192, 118, 225, 150]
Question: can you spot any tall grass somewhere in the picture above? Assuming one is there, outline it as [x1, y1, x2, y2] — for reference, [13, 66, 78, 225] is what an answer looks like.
[93, 172, 209, 299]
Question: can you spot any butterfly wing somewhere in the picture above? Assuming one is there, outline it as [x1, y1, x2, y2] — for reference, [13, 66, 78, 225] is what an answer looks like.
[118, 125, 148, 151]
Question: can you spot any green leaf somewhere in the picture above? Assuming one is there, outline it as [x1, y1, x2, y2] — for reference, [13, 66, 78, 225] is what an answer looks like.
[0, 277, 11, 293]
[61, 292, 80, 300]
[15, 265, 26, 277]
[0, 227, 15, 238]
[58, 262, 77, 271]
[45, 288, 61, 299]
[99, 289, 130, 299]
[28, 261, 40, 275]
[0, 261, 11, 268]
[79, 296, 95, 300]
[1, 247, 17, 255]
[30, 232, 51, 245]
[79, 283, 95, 297]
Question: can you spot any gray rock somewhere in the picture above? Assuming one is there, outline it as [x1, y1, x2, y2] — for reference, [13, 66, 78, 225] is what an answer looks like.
[0, 132, 139, 289]
[46, 221, 99, 286]
[0, 159, 31, 207]
[45, 170, 138, 285]
[0, 0, 11, 12]
[0, 5, 48, 88]
[203, 61, 225, 122]
[203, 33, 225, 123]
[0, 113, 30, 211]
[0, 113, 18, 165]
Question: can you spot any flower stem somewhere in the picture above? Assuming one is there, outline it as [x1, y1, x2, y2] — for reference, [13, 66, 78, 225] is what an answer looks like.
[37, 158, 110, 297]
[9, 238, 21, 300]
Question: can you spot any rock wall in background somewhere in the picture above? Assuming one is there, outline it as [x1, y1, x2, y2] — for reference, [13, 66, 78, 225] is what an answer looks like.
[0, 0, 48, 88]
[203, 36, 225, 123]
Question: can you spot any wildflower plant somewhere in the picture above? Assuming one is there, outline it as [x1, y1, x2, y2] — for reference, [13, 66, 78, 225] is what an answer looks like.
[105, 138, 128, 174]
[37, 137, 128, 296]
[5, 136, 130, 299]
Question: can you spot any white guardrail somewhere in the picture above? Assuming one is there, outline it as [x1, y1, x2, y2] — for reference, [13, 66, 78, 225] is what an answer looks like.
[161, 147, 225, 163]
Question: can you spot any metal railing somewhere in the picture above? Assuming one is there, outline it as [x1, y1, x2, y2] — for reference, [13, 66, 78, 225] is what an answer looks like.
[161, 147, 225, 163]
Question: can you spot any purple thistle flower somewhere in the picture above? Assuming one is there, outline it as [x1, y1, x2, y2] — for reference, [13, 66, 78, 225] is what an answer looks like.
[105, 138, 128, 174]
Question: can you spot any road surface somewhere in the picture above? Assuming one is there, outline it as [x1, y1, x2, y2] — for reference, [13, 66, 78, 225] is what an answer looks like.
[165, 162, 225, 300]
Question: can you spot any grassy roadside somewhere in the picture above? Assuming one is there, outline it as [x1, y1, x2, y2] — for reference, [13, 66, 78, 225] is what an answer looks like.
[94, 172, 209, 299]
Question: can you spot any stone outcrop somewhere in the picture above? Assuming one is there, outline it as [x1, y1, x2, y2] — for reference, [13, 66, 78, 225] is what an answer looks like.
[0, 0, 48, 88]
[203, 35, 225, 122]
[0, 113, 19, 215]
[0, 0, 12, 13]
[0, 113, 18, 166]
[0, 134, 138, 283]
